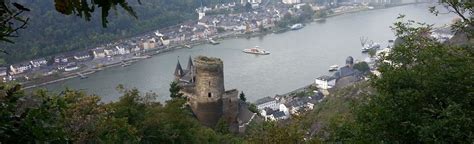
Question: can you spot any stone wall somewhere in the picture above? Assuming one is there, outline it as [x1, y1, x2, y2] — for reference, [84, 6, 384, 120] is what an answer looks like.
[189, 56, 226, 127]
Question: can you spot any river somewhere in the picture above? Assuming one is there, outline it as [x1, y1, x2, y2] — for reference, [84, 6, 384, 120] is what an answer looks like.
[41, 4, 457, 102]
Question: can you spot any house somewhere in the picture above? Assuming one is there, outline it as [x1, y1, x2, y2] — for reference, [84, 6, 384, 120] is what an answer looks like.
[260, 107, 277, 120]
[104, 48, 118, 56]
[0, 67, 7, 77]
[272, 111, 289, 120]
[115, 46, 129, 55]
[91, 48, 106, 59]
[142, 38, 157, 50]
[284, 94, 322, 115]
[9, 63, 32, 75]
[255, 96, 279, 110]
[160, 36, 170, 46]
[54, 55, 69, 63]
[30, 58, 48, 68]
[64, 63, 79, 72]
[73, 52, 92, 61]
[333, 56, 363, 88]
[315, 75, 336, 90]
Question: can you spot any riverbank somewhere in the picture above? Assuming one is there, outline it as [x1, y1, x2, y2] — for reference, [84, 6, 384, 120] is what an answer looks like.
[22, 2, 426, 91]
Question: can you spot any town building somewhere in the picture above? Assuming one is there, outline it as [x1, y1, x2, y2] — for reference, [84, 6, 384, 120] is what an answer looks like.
[9, 63, 32, 75]
[241, 0, 262, 4]
[315, 75, 336, 90]
[255, 96, 279, 110]
[91, 48, 106, 59]
[332, 56, 363, 88]
[282, 0, 301, 4]
[29, 58, 48, 68]
[73, 52, 92, 61]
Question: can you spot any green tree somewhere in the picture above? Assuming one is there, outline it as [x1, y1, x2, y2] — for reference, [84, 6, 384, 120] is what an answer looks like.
[331, 17, 474, 143]
[367, 48, 376, 58]
[246, 120, 305, 144]
[0, 0, 139, 44]
[248, 103, 258, 114]
[239, 91, 246, 102]
[215, 118, 230, 134]
[169, 81, 184, 99]
[353, 61, 370, 75]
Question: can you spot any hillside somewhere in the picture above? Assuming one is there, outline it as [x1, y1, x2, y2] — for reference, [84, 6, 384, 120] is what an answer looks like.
[0, 0, 239, 64]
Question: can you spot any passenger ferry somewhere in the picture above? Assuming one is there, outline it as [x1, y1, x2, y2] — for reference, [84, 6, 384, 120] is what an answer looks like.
[242, 46, 270, 55]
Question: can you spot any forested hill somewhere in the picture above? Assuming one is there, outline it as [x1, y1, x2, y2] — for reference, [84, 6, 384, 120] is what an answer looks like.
[0, 0, 238, 64]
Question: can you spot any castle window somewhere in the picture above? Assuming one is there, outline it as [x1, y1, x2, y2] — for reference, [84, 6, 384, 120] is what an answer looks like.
[208, 93, 211, 98]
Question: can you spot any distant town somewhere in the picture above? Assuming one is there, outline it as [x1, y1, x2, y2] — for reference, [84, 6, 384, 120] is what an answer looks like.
[1, 0, 438, 89]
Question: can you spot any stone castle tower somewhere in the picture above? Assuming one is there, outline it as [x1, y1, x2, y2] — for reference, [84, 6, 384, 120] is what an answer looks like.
[175, 56, 239, 129]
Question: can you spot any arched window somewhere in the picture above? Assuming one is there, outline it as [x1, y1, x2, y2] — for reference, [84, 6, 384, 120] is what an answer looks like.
[208, 93, 211, 98]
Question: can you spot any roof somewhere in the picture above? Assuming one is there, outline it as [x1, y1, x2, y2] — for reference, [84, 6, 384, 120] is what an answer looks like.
[238, 101, 256, 124]
[187, 56, 194, 71]
[272, 111, 286, 118]
[255, 96, 275, 105]
[285, 98, 306, 108]
[333, 66, 361, 80]
[264, 107, 276, 115]
[174, 60, 184, 77]
[317, 75, 335, 81]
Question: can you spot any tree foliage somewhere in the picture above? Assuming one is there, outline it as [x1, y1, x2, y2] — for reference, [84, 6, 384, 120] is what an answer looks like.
[0, 82, 246, 143]
[0, 0, 200, 63]
[353, 61, 370, 75]
[169, 81, 183, 99]
[329, 16, 474, 143]
[239, 91, 246, 102]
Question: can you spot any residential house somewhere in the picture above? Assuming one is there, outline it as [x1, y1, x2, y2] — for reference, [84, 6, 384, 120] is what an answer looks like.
[142, 38, 157, 50]
[91, 48, 106, 59]
[0, 67, 7, 77]
[9, 63, 32, 75]
[160, 36, 170, 46]
[73, 52, 92, 61]
[104, 48, 119, 56]
[54, 55, 69, 63]
[64, 63, 79, 72]
[30, 58, 48, 68]
[115, 46, 129, 55]
[255, 96, 279, 110]
[315, 75, 336, 90]
[272, 111, 289, 120]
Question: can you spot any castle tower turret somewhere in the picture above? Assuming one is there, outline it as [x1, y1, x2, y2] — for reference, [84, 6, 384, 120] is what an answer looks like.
[189, 56, 225, 127]
[174, 60, 184, 78]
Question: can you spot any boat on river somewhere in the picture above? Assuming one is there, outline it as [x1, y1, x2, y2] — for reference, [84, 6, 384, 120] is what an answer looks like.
[361, 42, 381, 52]
[209, 38, 220, 45]
[242, 46, 270, 55]
[290, 23, 304, 30]
[329, 65, 339, 71]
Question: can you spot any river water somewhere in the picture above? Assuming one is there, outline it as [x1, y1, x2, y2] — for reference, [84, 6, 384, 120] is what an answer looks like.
[42, 4, 456, 102]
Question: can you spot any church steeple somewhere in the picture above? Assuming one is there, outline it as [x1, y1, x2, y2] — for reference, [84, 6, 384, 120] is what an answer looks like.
[174, 60, 184, 77]
[187, 56, 194, 71]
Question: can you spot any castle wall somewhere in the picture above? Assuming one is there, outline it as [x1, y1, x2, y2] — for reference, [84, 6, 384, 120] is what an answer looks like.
[223, 89, 240, 132]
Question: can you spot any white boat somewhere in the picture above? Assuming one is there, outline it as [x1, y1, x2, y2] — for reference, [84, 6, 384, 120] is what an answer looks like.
[209, 38, 220, 45]
[184, 44, 191, 48]
[361, 42, 381, 52]
[329, 65, 339, 71]
[242, 46, 270, 55]
[290, 23, 304, 30]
